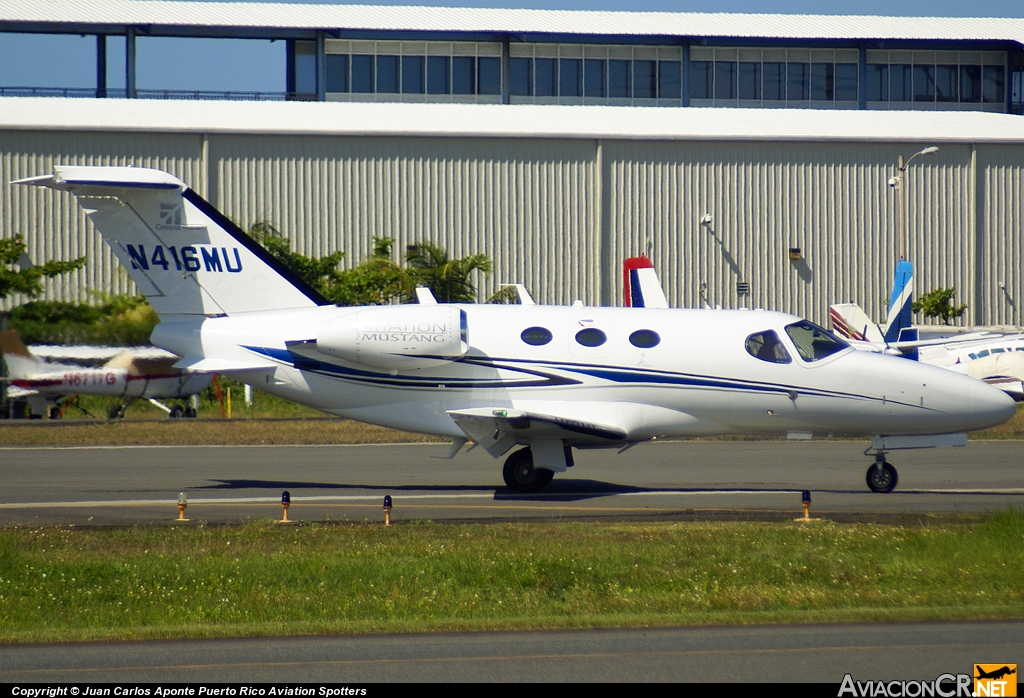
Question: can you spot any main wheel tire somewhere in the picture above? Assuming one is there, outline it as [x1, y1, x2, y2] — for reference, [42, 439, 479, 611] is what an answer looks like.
[169, 406, 184, 419]
[109, 404, 125, 419]
[502, 448, 555, 493]
[184, 406, 197, 419]
[866, 461, 898, 493]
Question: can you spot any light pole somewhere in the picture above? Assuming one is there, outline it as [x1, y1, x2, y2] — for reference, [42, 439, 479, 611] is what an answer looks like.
[889, 146, 938, 261]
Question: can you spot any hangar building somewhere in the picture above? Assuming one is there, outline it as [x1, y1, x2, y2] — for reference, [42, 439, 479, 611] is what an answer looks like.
[1, 1, 1023, 327]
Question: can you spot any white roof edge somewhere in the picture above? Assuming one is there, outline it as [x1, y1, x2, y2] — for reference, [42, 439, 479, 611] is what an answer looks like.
[0, 2, 1023, 44]
[0, 97, 1022, 144]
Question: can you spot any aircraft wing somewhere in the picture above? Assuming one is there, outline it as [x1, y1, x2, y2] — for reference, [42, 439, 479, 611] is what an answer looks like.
[172, 356, 277, 372]
[447, 406, 627, 458]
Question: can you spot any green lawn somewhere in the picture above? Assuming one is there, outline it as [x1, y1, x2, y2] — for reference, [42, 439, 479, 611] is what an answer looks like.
[2, 512, 1022, 644]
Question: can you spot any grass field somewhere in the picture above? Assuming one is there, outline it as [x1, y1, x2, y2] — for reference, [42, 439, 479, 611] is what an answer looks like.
[1, 401, 1021, 447]
[1, 512, 1022, 644]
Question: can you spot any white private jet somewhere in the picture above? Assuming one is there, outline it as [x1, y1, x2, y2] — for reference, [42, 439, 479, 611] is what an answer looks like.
[830, 260, 1024, 401]
[0, 330, 211, 418]
[16, 166, 1016, 494]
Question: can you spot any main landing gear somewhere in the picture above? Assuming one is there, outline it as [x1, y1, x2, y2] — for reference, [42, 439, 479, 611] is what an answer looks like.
[502, 447, 555, 493]
[865, 452, 899, 494]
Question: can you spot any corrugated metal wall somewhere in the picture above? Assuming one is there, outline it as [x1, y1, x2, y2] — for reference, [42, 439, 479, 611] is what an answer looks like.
[0, 130, 205, 306]
[604, 141, 981, 324]
[979, 144, 1024, 326]
[212, 135, 599, 306]
[1, 127, 1021, 328]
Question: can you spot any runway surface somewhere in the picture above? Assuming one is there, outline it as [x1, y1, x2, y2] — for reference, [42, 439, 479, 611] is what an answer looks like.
[1, 440, 1021, 525]
[1, 621, 1020, 682]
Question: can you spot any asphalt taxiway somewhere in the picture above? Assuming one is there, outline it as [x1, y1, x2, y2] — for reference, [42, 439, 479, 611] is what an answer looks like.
[1, 440, 1021, 525]
[1, 621, 1020, 682]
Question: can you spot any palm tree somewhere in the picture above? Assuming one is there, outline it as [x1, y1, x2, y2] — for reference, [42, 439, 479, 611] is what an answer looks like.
[404, 242, 492, 303]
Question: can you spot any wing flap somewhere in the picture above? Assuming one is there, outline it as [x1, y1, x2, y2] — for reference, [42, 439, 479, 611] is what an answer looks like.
[447, 406, 628, 458]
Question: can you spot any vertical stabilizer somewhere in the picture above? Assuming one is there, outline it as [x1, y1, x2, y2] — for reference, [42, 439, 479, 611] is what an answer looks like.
[883, 260, 915, 343]
[15, 166, 329, 320]
[0, 330, 43, 378]
[623, 256, 669, 309]
[829, 303, 884, 342]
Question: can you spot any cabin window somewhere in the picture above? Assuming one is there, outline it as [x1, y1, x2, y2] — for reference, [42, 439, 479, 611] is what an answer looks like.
[785, 321, 848, 362]
[629, 329, 661, 348]
[745, 330, 791, 364]
[978, 350, 990, 358]
[969, 353, 978, 360]
[521, 327, 553, 346]
[575, 328, 607, 347]
[992, 348, 1005, 354]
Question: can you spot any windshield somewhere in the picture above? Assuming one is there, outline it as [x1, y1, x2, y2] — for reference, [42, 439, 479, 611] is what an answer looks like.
[784, 321, 848, 362]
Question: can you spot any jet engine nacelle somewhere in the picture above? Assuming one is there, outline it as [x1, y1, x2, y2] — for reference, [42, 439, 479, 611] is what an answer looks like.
[316, 305, 468, 370]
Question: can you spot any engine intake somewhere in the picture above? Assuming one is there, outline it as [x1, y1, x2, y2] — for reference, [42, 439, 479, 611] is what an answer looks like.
[316, 305, 468, 370]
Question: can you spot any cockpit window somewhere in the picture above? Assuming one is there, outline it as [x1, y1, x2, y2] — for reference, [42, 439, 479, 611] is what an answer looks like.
[784, 321, 848, 362]
[745, 330, 791, 364]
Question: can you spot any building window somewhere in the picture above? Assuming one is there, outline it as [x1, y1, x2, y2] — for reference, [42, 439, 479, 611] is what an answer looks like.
[739, 62, 761, 100]
[609, 60, 631, 97]
[866, 50, 1006, 111]
[427, 56, 450, 94]
[478, 57, 501, 95]
[376, 55, 399, 94]
[508, 44, 683, 105]
[714, 62, 736, 100]
[402, 55, 425, 94]
[322, 40, 503, 103]
[560, 58, 581, 97]
[352, 54, 374, 93]
[510, 57, 532, 96]
[326, 54, 349, 93]
[634, 60, 657, 98]
[763, 62, 784, 100]
[535, 58, 557, 97]
[452, 56, 475, 95]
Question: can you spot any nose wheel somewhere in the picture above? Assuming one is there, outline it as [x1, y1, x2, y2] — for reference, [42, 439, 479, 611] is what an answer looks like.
[866, 458, 898, 493]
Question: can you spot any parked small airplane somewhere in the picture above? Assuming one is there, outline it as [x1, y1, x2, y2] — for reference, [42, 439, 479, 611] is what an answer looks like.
[0, 330, 211, 418]
[16, 166, 1016, 493]
[829, 261, 1024, 400]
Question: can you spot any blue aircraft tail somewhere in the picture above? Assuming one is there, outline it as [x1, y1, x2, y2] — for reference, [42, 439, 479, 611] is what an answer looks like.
[883, 259, 918, 358]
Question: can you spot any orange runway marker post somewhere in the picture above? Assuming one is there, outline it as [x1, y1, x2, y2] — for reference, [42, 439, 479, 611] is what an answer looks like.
[383, 495, 393, 526]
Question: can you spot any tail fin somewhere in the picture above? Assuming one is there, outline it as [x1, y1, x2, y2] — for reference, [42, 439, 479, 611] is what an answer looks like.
[829, 303, 884, 342]
[623, 256, 669, 309]
[883, 260, 917, 344]
[0, 330, 44, 378]
[16, 166, 329, 320]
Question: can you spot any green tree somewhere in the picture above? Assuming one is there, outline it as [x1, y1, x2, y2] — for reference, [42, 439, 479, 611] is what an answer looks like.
[9, 293, 158, 345]
[913, 287, 968, 325]
[404, 241, 492, 303]
[0, 235, 85, 301]
[247, 221, 346, 298]
[330, 237, 412, 306]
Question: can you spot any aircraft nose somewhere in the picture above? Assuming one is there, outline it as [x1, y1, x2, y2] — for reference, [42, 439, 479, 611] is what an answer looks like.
[969, 380, 1018, 431]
